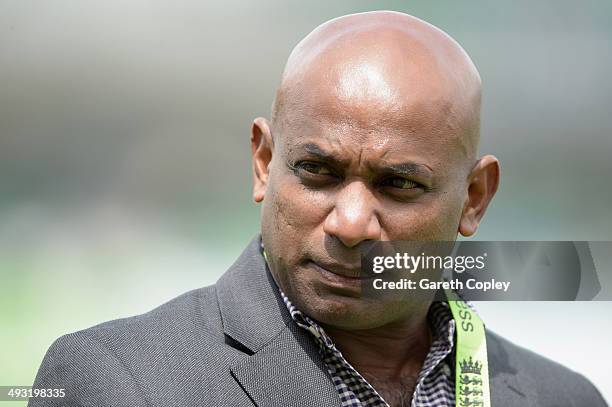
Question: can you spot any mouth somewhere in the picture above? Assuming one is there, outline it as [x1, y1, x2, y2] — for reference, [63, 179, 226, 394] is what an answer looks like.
[307, 259, 372, 286]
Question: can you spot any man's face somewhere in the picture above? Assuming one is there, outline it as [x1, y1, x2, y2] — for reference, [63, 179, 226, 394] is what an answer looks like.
[258, 68, 476, 329]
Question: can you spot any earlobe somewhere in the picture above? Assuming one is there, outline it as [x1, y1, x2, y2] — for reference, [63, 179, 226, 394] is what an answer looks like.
[251, 117, 273, 203]
[459, 211, 478, 237]
[458, 155, 500, 237]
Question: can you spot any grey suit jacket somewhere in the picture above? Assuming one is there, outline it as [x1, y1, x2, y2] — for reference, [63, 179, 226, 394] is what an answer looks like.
[30, 236, 607, 407]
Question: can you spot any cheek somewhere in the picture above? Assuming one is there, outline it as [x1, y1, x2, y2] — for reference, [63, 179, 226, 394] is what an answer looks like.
[279, 176, 331, 224]
[263, 172, 330, 248]
[383, 193, 464, 240]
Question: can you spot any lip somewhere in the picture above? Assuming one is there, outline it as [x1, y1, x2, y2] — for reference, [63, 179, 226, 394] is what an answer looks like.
[308, 260, 372, 285]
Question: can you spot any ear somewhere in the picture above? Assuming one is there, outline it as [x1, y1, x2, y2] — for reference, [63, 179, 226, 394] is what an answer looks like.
[459, 155, 500, 237]
[251, 117, 274, 203]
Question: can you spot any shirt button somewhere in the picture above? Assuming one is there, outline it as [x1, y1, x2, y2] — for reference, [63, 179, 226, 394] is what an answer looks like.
[442, 364, 451, 376]
[308, 326, 320, 338]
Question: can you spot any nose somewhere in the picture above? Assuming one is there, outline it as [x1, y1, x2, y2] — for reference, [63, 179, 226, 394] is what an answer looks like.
[323, 181, 382, 248]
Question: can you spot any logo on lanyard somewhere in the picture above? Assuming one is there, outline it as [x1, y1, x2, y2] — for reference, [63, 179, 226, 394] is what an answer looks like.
[447, 289, 491, 407]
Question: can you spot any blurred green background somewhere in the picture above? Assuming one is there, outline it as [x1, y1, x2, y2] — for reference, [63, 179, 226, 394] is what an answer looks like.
[1, 0, 611, 405]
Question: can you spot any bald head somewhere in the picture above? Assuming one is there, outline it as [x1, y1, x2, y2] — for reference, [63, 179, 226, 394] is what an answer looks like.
[271, 10, 482, 160]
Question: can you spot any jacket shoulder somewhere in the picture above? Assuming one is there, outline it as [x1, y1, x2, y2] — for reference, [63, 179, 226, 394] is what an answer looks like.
[487, 330, 607, 406]
[81, 285, 221, 341]
[30, 285, 224, 406]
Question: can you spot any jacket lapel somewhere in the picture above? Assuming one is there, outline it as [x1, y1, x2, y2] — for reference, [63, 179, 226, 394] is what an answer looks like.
[230, 323, 341, 407]
[487, 331, 537, 407]
[216, 236, 341, 406]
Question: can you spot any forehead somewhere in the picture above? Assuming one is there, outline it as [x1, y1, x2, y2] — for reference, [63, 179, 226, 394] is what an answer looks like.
[278, 87, 470, 174]
[277, 63, 475, 168]
[281, 122, 452, 175]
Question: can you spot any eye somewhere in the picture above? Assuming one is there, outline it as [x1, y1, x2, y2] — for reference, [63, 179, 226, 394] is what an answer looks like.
[289, 160, 340, 188]
[385, 177, 420, 189]
[299, 162, 333, 175]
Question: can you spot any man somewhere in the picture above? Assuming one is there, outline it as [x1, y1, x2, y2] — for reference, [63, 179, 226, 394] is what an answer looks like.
[30, 11, 606, 407]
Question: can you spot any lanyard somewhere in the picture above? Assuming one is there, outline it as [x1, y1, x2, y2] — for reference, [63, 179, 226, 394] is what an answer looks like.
[447, 289, 492, 407]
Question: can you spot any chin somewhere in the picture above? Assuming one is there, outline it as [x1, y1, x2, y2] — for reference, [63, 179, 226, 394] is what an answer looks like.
[302, 294, 389, 330]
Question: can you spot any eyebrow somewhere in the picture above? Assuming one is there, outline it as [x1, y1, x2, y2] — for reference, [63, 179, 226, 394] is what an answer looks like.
[295, 143, 352, 168]
[376, 162, 433, 178]
[302, 143, 341, 161]
[294, 142, 434, 179]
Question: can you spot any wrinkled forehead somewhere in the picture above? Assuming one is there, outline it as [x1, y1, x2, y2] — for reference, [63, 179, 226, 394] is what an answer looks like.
[277, 114, 468, 180]
[276, 71, 476, 172]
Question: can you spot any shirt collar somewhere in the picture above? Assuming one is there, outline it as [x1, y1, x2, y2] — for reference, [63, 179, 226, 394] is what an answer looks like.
[278, 284, 456, 353]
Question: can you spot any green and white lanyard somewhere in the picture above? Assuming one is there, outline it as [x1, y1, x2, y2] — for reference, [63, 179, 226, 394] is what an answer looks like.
[447, 289, 492, 407]
[263, 250, 491, 407]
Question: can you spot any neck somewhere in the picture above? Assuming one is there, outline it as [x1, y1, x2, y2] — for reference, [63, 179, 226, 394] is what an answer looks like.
[320, 305, 433, 380]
